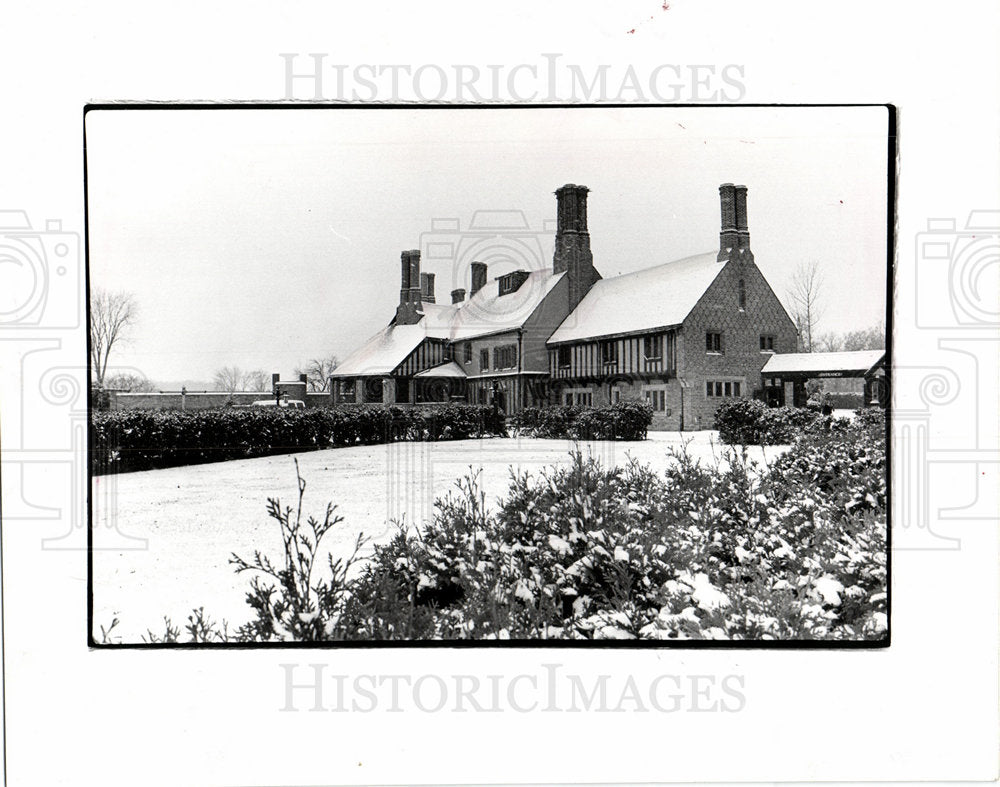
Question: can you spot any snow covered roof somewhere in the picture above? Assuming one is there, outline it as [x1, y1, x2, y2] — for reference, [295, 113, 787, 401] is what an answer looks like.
[333, 269, 564, 377]
[446, 269, 565, 341]
[546, 251, 724, 345]
[413, 361, 466, 379]
[760, 350, 885, 376]
[330, 323, 432, 377]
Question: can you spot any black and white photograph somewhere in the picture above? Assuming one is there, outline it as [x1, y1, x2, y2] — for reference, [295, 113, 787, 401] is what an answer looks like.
[3, 2, 1000, 785]
[87, 105, 890, 645]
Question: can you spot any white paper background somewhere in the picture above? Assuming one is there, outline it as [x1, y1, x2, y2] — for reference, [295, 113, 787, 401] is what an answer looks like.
[1, 2, 998, 785]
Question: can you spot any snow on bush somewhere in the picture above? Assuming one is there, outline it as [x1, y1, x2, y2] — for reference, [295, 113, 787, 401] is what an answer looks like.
[118, 410, 886, 643]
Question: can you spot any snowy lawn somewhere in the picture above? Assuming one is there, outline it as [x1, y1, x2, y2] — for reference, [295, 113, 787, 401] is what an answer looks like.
[93, 430, 788, 641]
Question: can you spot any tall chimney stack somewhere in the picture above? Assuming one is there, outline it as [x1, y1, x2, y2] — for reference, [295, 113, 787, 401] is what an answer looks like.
[395, 249, 424, 324]
[553, 183, 600, 311]
[470, 262, 487, 296]
[407, 249, 422, 304]
[734, 184, 751, 256]
[718, 183, 738, 262]
[420, 272, 436, 303]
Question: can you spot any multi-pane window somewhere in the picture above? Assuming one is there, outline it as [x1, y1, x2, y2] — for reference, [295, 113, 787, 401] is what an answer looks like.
[480, 348, 490, 370]
[644, 389, 667, 411]
[738, 279, 746, 310]
[557, 345, 571, 368]
[564, 389, 592, 406]
[706, 380, 742, 398]
[463, 342, 473, 364]
[759, 335, 775, 352]
[601, 339, 618, 366]
[643, 334, 662, 360]
[336, 380, 356, 403]
[706, 332, 723, 353]
[493, 344, 517, 369]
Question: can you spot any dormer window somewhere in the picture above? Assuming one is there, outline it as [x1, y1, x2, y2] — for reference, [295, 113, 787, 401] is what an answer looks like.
[498, 270, 530, 296]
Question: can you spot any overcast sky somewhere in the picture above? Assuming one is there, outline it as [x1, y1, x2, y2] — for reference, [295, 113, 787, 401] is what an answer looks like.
[86, 106, 889, 385]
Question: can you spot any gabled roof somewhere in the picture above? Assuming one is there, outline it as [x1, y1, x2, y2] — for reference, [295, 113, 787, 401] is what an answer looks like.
[445, 269, 565, 341]
[546, 251, 724, 345]
[761, 350, 885, 376]
[413, 361, 467, 379]
[330, 323, 433, 377]
[333, 269, 565, 377]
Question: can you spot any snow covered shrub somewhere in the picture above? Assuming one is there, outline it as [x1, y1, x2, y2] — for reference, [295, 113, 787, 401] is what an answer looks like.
[131, 413, 886, 642]
[511, 401, 652, 441]
[91, 404, 506, 473]
[714, 400, 822, 445]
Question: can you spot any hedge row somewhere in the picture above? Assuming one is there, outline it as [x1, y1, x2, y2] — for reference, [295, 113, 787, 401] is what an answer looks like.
[714, 399, 885, 445]
[510, 401, 653, 441]
[91, 405, 507, 474]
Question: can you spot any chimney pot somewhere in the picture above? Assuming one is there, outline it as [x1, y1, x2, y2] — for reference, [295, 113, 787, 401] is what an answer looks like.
[470, 262, 487, 295]
[420, 272, 436, 303]
[553, 183, 599, 310]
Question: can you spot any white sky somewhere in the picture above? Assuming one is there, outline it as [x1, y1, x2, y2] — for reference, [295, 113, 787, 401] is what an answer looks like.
[85, 106, 889, 384]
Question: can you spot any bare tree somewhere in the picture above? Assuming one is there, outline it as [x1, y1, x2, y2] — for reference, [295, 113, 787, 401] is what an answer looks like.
[212, 366, 246, 394]
[295, 355, 339, 392]
[243, 369, 270, 392]
[841, 321, 886, 351]
[104, 372, 156, 393]
[787, 262, 824, 352]
[90, 288, 137, 387]
[815, 332, 843, 353]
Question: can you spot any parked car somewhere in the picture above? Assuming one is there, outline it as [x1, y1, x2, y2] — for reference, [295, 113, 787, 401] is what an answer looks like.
[252, 399, 306, 410]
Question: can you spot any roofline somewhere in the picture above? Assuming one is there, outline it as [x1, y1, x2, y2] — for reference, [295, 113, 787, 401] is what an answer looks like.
[546, 323, 682, 347]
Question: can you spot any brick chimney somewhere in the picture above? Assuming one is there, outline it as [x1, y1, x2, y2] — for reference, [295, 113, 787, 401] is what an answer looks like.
[470, 262, 487, 296]
[395, 249, 423, 325]
[718, 183, 753, 262]
[451, 288, 466, 304]
[420, 272, 436, 303]
[718, 183, 738, 262]
[734, 184, 752, 260]
[553, 183, 600, 311]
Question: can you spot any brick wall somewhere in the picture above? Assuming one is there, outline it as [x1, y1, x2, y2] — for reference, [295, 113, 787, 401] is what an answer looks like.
[110, 390, 333, 411]
[680, 255, 797, 429]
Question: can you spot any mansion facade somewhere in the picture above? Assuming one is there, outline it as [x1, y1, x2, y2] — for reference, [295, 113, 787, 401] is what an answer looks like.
[331, 182, 800, 430]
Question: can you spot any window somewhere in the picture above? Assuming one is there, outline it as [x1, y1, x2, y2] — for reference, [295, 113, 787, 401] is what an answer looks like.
[564, 388, 592, 406]
[643, 334, 662, 360]
[601, 340, 618, 366]
[706, 380, 742, 398]
[336, 380, 356, 403]
[494, 344, 517, 369]
[611, 387, 622, 404]
[463, 343, 472, 364]
[706, 332, 723, 353]
[557, 346, 571, 368]
[644, 389, 667, 411]
[480, 348, 489, 370]
[759, 335, 775, 352]
[738, 279, 746, 310]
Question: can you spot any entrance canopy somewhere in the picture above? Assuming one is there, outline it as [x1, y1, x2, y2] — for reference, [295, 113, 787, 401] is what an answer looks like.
[761, 350, 885, 379]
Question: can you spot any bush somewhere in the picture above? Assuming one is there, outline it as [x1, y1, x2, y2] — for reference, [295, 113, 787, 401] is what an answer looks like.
[90, 404, 507, 474]
[511, 401, 652, 441]
[125, 417, 886, 643]
[714, 400, 823, 445]
[823, 392, 864, 409]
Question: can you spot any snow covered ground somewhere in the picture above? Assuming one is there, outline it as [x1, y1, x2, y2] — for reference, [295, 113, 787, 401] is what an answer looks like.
[92, 431, 788, 641]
